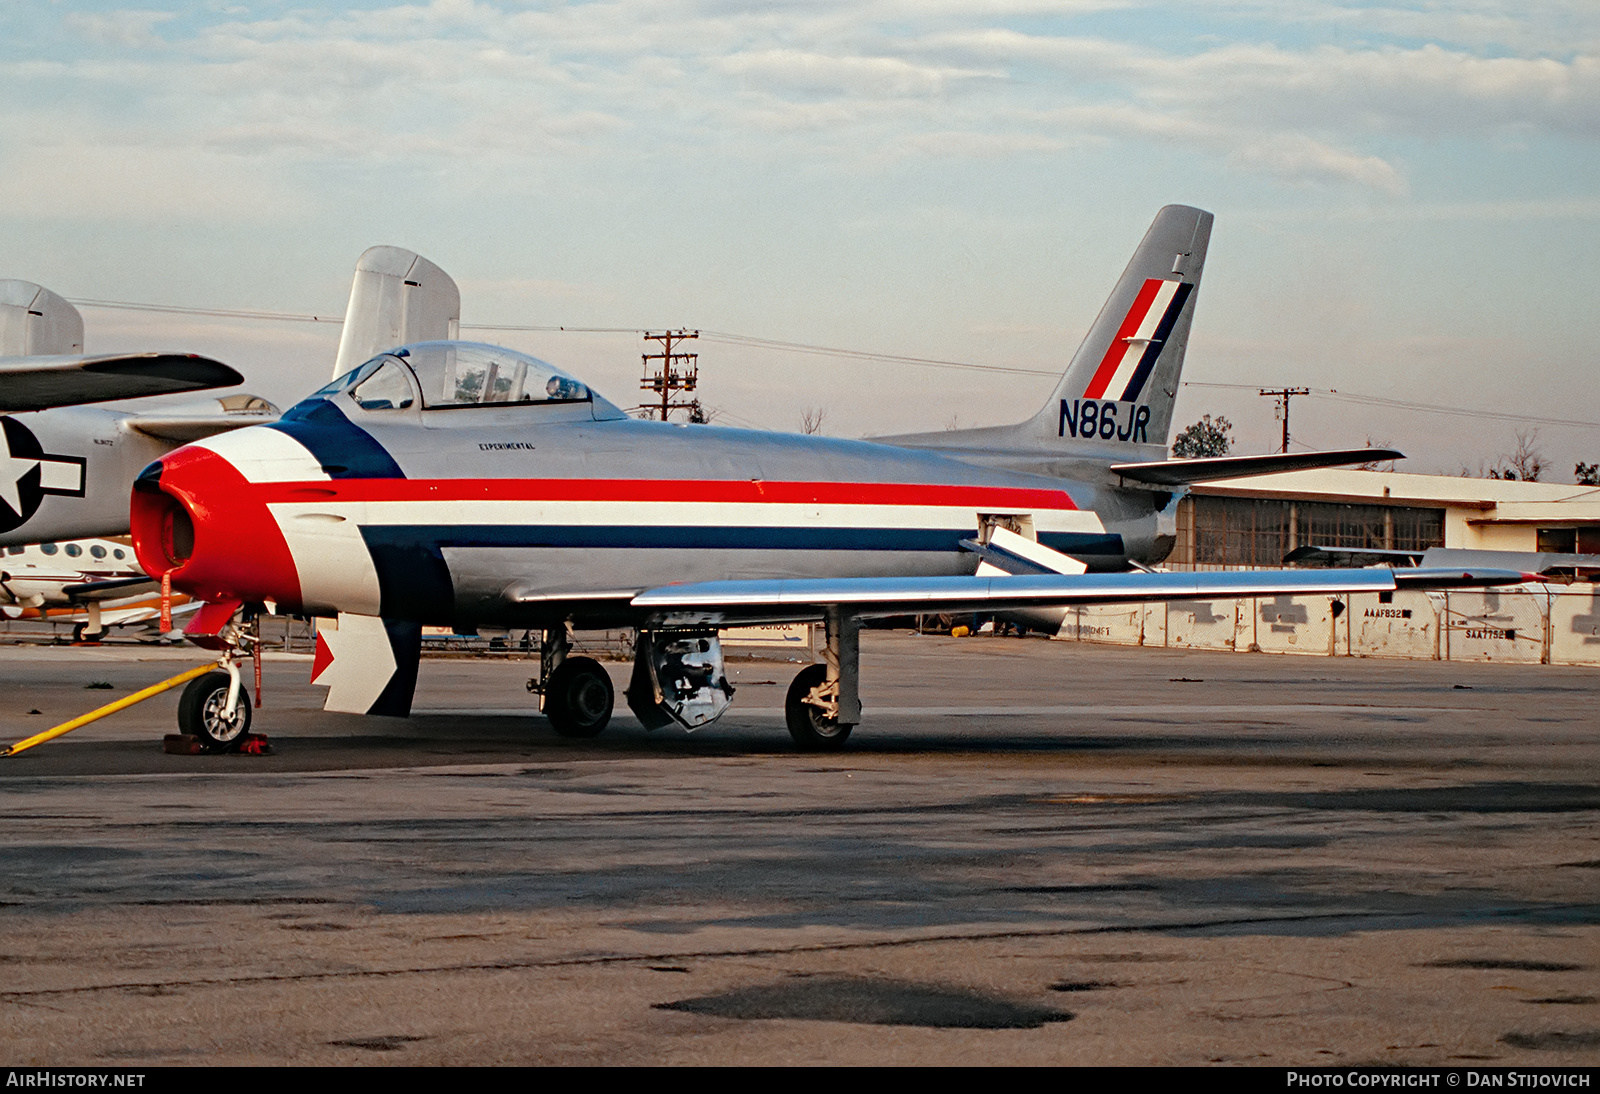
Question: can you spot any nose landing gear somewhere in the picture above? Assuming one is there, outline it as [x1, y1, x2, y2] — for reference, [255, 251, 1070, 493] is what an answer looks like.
[177, 669, 253, 748]
[173, 608, 263, 751]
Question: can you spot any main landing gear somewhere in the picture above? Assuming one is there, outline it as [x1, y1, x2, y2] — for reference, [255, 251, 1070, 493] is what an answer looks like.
[530, 611, 862, 750]
[783, 608, 860, 751]
[530, 624, 615, 738]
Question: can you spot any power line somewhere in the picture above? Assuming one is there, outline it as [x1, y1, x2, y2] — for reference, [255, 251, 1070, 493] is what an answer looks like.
[694, 330, 1059, 377]
[464, 323, 644, 334]
[67, 295, 1599, 429]
[68, 298, 345, 324]
[1184, 381, 1600, 431]
[68, 296, 1058, 377]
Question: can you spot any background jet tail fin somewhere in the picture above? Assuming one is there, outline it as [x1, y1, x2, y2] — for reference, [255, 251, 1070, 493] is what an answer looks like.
[332, 247, 461, 380]
[0, 281, 84, 357]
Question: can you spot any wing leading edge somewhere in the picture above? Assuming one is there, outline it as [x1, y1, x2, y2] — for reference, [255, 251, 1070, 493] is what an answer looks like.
[629, 566, 1531, 627]
[0, 353, 244, 412]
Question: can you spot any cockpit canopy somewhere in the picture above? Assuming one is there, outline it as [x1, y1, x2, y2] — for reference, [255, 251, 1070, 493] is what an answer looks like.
[317, 341, 592, 411]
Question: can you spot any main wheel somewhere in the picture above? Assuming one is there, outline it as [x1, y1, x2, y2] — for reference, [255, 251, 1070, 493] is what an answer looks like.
[177, 671, 252, 750]
[785, 663, 852, 751]
[544, 656, 614, 738]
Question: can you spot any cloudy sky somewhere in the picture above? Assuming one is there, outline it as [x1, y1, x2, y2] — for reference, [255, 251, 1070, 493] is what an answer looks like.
[3, 0, 1596, 477]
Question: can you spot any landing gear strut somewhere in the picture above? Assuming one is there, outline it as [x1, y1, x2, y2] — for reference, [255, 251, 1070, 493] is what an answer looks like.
[785, 608, 859, 751]
[530, 624, 614, 738]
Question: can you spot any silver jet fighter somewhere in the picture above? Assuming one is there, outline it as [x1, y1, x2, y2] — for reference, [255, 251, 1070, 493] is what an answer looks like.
[128, 206, 1523, 750]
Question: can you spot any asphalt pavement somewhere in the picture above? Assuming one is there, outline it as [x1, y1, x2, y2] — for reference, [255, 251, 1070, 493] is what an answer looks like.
[1, 633, 1597, 1065]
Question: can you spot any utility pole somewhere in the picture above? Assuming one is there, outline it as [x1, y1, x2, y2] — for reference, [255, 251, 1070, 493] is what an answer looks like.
[639, 329, 702, 422]
[1259, 387, 1310, 453]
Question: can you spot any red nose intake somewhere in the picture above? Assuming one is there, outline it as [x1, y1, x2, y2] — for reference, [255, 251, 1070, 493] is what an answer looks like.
[131, 445, 303, 609]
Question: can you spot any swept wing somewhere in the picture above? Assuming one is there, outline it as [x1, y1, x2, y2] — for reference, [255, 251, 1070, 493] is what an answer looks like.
[0, 353, 243, 412]
[630, 566, 1528, 627]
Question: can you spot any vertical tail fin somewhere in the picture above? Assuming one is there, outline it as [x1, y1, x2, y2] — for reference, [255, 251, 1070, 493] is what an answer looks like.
[332, 247, 461, 380]
[1031, 204, 1211, 451]
[0, 281, 84, 357]
[876, 205, 1211, 466]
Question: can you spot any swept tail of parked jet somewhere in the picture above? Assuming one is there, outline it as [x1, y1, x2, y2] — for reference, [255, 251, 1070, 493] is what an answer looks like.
[882, 206, 1398, 485]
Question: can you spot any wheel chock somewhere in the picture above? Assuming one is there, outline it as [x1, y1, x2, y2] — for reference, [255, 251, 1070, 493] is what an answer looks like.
[163, 732, 272, 756]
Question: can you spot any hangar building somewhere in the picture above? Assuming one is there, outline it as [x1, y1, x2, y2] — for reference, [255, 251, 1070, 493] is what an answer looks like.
[1053, 468, 1600, 666]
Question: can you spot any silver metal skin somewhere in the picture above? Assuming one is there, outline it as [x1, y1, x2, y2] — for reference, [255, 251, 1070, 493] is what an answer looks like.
[335, 394, 1147, 627]
[134, 207, 1529, 735]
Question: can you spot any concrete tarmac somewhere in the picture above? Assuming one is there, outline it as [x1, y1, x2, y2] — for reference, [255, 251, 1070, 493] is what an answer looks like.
[1, 633, 1598, 1066]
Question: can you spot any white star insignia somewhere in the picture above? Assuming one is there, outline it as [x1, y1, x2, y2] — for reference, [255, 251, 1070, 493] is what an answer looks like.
[0, 427, 38, 519]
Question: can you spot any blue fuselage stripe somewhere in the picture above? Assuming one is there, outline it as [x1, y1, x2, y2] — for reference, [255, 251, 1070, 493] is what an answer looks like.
[357, 523, 1124, 555]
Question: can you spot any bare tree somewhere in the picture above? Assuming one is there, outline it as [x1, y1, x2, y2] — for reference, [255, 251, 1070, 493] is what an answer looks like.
[1488, 429, 1546, 482]
[799, 406, 826, 435]
[1576, 461, 1599, 486]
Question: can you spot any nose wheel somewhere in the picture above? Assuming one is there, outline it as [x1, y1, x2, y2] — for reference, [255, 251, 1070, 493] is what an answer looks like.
[177, 670, 253, 749]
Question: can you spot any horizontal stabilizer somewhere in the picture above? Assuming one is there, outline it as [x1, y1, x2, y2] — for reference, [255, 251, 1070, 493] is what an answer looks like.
[1394, 567, 1539, 589]
[1417, 547, 1600, 581]
[1110, 448, 1404, 486]
[0, 353, 243, 412]
[1284, 545, 1425, 566]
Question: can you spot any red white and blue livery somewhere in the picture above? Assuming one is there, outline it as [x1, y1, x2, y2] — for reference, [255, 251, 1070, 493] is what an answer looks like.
[127, 206, 1520, 750]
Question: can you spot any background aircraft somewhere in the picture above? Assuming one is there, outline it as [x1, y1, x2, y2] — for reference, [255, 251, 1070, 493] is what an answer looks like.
[0, 249, 460, 647]
[0, 537, 199, 641]
[0, 279, 277, 547]
[128, 206, 1524, 751]
[0, 249, 460, 548]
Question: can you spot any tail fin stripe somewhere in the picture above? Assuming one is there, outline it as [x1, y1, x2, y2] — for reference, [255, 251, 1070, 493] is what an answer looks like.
[1082, 278, 1165, 399]
[1098, 278, 1184, 400]
[1118, 280, 1193, 403]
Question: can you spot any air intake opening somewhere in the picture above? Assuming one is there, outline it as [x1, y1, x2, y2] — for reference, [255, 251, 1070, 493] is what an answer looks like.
[130, 470, 196, 572]
[161, 500, 194, 566]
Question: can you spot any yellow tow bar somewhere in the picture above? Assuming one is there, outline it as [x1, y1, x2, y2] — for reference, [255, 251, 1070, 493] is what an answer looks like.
[1, 663, 217, 758]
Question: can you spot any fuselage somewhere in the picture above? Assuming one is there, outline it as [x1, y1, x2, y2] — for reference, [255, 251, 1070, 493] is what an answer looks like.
[131, 345, 1171, 629]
